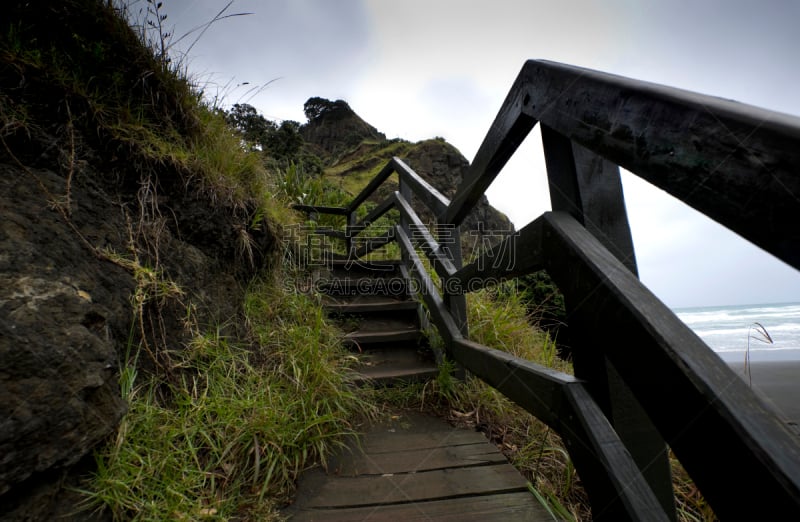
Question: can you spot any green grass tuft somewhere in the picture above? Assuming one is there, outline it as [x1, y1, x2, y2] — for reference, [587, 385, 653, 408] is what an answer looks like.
[82, 270, 373, 520]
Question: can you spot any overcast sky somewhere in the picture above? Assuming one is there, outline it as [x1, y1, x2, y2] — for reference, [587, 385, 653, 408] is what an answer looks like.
[159, 0, 800, 308]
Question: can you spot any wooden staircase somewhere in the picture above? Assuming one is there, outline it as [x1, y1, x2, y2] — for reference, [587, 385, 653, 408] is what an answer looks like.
[292, 59, 800, 518]
[315, 259, 439, 385]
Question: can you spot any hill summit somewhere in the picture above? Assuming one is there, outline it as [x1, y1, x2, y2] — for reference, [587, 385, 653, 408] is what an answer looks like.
[299, 97, 513, 240]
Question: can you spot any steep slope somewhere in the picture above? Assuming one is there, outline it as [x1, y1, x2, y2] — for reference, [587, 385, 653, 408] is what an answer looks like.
[1, 2, 277, 518]
[300, 97, 386, 158]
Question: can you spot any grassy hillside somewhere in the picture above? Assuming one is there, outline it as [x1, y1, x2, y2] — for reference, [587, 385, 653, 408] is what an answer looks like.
[1, 1, 371, 520]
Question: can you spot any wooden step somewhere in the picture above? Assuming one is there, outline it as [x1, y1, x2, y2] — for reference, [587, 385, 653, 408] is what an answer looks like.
[315, 277, 409, 297]
[344, 328, 421, 346]
[284, 411, 550, 521]
[319, 259, 404, 280]
[353, 344, 437, 385]
[304, 465, 529, 509]
[286, 491, 544, 521]
[323, 295, 418, 314]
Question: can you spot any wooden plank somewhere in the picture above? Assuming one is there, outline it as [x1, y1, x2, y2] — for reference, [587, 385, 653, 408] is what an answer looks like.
[541, 124, 675, 519]
[352, 344, 437, 384]
[316, 277, 408, 297]
[284, 412, 549, 520]
[450, 338, 572, 428]
[395, 226, 463, 346]
[540, 210, 800, 519]
[289, 491, 546, 521]
[302, 465, 528, 509]
[355, 364, 439, 385]
[559, 383, 670, 521]
[392, 157, 450, 217]
[451, 217, 544, 288]
[541, 124, 638, 274]
[519, 59, 800, 271]
[441, 223, 468, 339]
[323, 298, 418, 314]
[360, 430, 485, 454]
[344, 329, 420, 345]
[336, 442, 507, 476]
[347, 161, 396, 214]
[394, 192, 457, 278]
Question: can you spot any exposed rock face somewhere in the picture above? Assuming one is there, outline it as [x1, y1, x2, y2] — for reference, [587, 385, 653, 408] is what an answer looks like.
[0, 161, 274, 519]
[403, 139, 513, 237]
[301, 98, 385, 158]
[1, 2, 279, 518]
[0, 165, 132, 518]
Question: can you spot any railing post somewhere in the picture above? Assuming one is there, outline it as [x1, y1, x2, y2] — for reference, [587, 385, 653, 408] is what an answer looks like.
[541, 124, 677, 520]
[345, 211, 356, 258]
[441, 224, 468, 340]
[398, 179, 412, 252]
[398, 178, 432, 336]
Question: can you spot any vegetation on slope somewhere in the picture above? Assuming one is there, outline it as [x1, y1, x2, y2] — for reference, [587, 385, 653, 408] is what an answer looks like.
[1, 1, 716, 520]
[84, 275, 371, 520]
[1, 1, 369, 520]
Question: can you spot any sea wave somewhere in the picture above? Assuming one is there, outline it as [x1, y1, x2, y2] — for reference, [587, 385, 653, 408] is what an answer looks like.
[693, 323, 800, 337]
[709, 345, 800, 353]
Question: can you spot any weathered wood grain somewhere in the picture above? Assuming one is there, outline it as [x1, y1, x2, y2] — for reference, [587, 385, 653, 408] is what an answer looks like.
[392, 157, 451, 217]
[541, 122, 675, 518]
[541, 210, 800, 519]
[303, 465, 528, 509]
[284, 412, 550, 521]
[524, 59, 800, 271]
[289, 492, 543, 521]
[336, 443, 507, 476]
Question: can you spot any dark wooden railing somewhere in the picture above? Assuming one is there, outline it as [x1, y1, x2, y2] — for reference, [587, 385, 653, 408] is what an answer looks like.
[296, 60, 800, 520]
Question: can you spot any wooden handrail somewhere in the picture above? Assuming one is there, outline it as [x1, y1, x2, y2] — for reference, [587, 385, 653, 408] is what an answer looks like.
[294, 59, 800, 520]
[448, 59, 800, 271]
[396, 224, 668, 520]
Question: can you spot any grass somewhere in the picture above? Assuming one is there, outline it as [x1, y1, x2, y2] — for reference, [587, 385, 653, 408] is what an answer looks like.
[323, 139, 412, 197]
[3, 3, 718, 520]
[1, 0, 275, 219]
[81, 270, 373, 520]
[456, 285, 587, 519]
[1, 2, 378, 519]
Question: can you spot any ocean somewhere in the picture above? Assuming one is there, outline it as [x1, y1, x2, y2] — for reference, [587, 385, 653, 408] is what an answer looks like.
[673, 302, 800, 363]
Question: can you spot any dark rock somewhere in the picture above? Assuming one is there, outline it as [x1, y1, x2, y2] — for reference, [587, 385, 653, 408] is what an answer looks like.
[0, 153, 275, 517]
[0, 165, 132, 517]
[301, 98, 385, 158]
[402, 139, 513, 239]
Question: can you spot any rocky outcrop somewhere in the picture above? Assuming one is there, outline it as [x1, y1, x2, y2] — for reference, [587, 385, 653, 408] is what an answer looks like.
[0, 165, 132, 519]
[300, 98, 513, 245]
[1, 2, 278, 518]
[0, 156, 274, 520]
[301, 98, 385, 159]
[403, 139, 513, 238]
